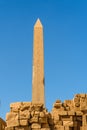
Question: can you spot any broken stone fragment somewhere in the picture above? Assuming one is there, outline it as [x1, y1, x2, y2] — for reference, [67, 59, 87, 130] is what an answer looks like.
[39, 117, 48, 124]
[19, 119, 28, 126]
[20, 110, 31, 119]
[10, 102, 22, 111]
[41, 128, 50, 130]
[41, 123, 50, 128]
[5, 127, 15, 130]
[30, 116, 38, 123]
[40, 112, 45, 118]
[6, 112, 19, 127]
[31, 123, 41, 128]
[15, 126, 31, 130]
[20, 102, 31, 111]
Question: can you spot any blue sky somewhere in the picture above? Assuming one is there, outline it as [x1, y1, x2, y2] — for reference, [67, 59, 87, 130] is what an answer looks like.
[0, 0, 87, 119]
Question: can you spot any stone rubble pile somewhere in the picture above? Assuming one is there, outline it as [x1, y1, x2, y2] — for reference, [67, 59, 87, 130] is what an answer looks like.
[5, 102, 53, 130]
[51, 94, 87, 130]
[5, 94, 87, 130]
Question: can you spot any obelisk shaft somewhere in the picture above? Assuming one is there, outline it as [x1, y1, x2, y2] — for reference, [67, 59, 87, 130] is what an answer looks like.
[32, 19, 45, 105]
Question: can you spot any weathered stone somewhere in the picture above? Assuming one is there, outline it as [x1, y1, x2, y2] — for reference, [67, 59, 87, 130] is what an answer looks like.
[67, 111, 75, 116]
[64, 126, 70, 130]
[20, 102, 31, 111]
[41, 128, 50, 130]
[10, 102, 22, 112]
[54, 125, 64, 130]
[5, 127, 14, 130]
[30, 116, 38, 123]
[39, 117, 48, 123]
[20, 110, 30, 119]
[31, 123, 41, 129]
[32, 129, 40, 130]
[80, 126, 87, 130]
[75, 111, 83, 116]
[40, 112, 45, 117]
[15, 126, 31, 130]
[6, 112, 19, 127]
[58, 111, 67, 116]
[19, 119, 28, 126]
[63, 121, 73, 127]
[41, 123, 50, 128]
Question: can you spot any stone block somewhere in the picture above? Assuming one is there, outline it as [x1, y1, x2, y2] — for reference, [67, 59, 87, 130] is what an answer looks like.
[20, 110, 30, 119]
[19, 119, 28, 126]
[67, 111, 75, 116]
[20, 102, 31, 111]
[10, 102, 22, 112]
[48, 118, 54, 125]
[30, 116, 38, 123]
[6, 112, 18, 121]
[61, 116, 73, 121]
[5, 127, 14, 130]
[80, 94, 86, 98]
[39, 117, 48, 123]
[75, 111, 83, 116]
[41, 123, 49, 128]
[65, 126, 70, 130]
[6, 112, 19, 127]
[41, 128, 50, 130]
[54, 102, 62, 108]
[32, 129, 40, 130]
[31, 123, 41, 129]
[54, 125, 64, 130]
[80, 126, 87, 130]
[63, 121, 73, 127]
[15, 126, 31, 130]
[58, 111, 67, 116]
[40, 112, 45, 117]
[34, 111, 40, 116]
[82, 115, 87, 126]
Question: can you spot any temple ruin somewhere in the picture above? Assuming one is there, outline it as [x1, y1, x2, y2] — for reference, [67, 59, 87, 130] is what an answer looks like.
[0, 19, 87, 130]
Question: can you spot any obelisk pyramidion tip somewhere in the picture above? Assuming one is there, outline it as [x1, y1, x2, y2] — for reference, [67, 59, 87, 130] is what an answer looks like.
[34, 18, 43, 28]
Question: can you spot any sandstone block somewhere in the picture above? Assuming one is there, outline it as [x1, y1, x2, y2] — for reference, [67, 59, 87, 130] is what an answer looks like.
[64, 126, 70, 130]
[63, 121, 73, 127]
[10, 102, 22, 112]
[32, 129, 40, 130]
[58, 111, 67, 116]
[54, 125, 64, 130]
[61, 116, 73, 121]
[31, 123, 41, 129]
[20, 110, 30, 119]
[40, 112, 45, 117]
[30, 116, 38, 123]
[6, 112, 19, 127]
[75, 111, 83, 116]
[41, 128, 50, 130]
[6, 112, 18, 121]
[48, 118, 54, 125]
[34, 111, 40, 116]
[20, 102, 31, 111]
[67, 111, 75, 116]
[54, 120, 63, 125]
[80, 126, 87, 130]
[39, 117, 48, 123]
[5, 127, 14, 130]
[41, 123, 49, 128]
[54, 102, 62, 109]
[19, 119, 28, 126]
[15, 126, 31, 130]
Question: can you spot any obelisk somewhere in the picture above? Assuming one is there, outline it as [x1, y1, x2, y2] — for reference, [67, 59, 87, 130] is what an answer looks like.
[32, 19, 45, 106]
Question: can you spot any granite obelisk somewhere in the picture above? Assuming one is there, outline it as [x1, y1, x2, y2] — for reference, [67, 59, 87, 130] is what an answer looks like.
[32, 19, 45, 105]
